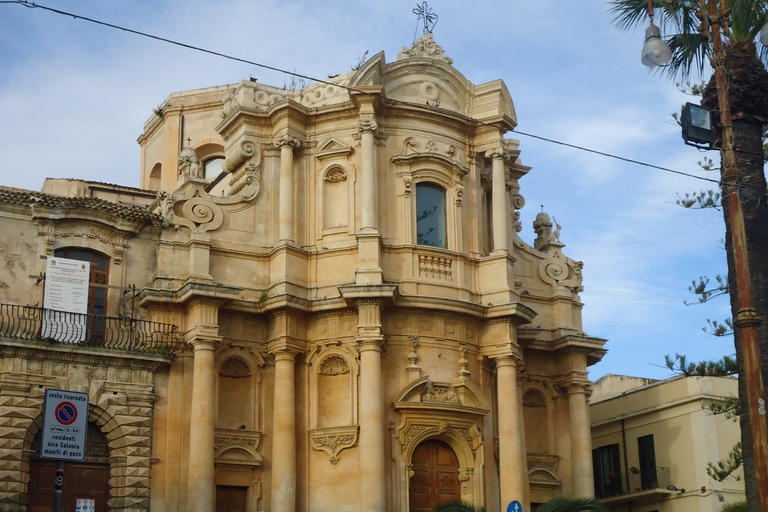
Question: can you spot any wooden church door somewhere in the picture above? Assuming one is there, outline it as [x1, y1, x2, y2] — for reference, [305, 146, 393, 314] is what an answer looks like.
[409, 439, 461, 512]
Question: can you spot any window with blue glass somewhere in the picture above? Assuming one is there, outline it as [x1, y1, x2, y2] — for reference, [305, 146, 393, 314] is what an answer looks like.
[416, 183, 446, 248]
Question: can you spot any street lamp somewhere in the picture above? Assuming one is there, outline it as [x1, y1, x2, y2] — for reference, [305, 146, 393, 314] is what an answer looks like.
[642, 1, 768, 510]
[640, 0, 671, 67]
[641, 21, 672, 66]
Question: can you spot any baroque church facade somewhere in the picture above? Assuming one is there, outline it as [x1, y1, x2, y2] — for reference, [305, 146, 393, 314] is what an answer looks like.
[0, 35, 605, 512]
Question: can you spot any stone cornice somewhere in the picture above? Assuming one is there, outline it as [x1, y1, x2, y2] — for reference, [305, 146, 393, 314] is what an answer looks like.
[140, 281, 243, 308]
[545, 334, 607, 366]
[338, 284, 399, 305]
[0, 338, 171, 369]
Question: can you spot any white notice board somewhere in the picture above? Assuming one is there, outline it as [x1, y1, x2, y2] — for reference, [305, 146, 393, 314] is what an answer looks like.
[44, 257, 90, 313]
[40, 389, 89, 461]
[42, 257, 90, 342]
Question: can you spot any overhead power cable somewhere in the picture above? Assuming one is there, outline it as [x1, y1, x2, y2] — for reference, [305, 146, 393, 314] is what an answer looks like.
[5, 0, 728, 187]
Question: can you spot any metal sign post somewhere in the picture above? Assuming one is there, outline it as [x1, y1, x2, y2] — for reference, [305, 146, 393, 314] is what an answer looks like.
[40, 389, 89, 512]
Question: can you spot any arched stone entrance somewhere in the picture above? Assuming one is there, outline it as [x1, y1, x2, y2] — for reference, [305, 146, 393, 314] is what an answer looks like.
[409, 439, 460, 512]
[27, 423, 110, 512]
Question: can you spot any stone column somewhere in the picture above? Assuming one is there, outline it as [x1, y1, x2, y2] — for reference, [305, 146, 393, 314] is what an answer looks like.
[357, 300, 386, 512]
[271, 350, 297, 512]
[187, 338, 217, 512]
[568, 383, 595, 498]
[358, 120, 378, 232]
[486, 149, 509, 253]
[274, 135, 301, 243]
[496, 356, 526, 509]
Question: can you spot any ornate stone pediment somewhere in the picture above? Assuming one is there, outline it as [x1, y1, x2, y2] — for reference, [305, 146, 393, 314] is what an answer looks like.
[214, 428, 262, 467]
[393, 376, 488, 416]
[315, 138, 354, 161]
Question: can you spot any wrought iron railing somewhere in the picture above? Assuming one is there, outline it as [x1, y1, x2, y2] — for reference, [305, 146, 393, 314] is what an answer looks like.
[0, 303, 184, 356]
[596, 466, 671, 498]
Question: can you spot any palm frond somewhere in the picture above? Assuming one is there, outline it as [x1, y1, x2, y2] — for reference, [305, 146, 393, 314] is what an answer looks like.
[667, 32, 710, 82]
[536, 497, 609, 512]
[434, 499, 486, 512]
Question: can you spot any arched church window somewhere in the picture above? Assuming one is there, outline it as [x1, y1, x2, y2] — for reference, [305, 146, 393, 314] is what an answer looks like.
[203, 156, 225, 180]
[416, 183, 446, 248]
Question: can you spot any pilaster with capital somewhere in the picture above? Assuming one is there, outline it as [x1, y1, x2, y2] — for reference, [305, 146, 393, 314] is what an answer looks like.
[493, 353, 528, 511]
[357, 119, 378, 233]
[185, 299, 222, 512]
[485, 148, 511, 253]
[565, 379, 594, 498]
[356, 298, 387, 512]
[270, 348, 298, 512]
[274, 134, 302, 243]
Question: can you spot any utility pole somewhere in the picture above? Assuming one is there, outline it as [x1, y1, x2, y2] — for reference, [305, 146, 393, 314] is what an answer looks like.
[705, 0, 768, 508]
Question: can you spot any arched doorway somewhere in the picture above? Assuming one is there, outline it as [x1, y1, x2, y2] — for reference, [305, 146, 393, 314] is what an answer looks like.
[27, 423, 110, 512]
[409, 439, 461, 512]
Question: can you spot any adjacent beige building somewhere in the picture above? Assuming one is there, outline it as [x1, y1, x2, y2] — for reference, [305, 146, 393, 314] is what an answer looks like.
[0, 35, 606, 512]
[590, 374, 745, 512]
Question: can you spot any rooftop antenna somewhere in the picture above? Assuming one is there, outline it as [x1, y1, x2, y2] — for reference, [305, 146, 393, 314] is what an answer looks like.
[413, 1, 438, 41]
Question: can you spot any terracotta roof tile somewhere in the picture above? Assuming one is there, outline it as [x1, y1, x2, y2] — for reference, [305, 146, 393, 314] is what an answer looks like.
[0, 186, 162, 225]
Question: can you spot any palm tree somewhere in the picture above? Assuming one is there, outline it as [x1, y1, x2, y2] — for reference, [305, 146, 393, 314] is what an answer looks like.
[610, 2, 768, 511]
[536, 497, 608, 512]
[434, 499, 486, 512]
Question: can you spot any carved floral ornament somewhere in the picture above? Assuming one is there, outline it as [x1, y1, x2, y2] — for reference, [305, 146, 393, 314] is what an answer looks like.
[273, 134, 302, 150]
[397, 33, 454, 65]
[357, 120, 378, 134]
[213, 428, 263, 466]
[399, 421, 482, 457]
[392, 137, 469, 181]
[323, 166, 347, 182]
[35, 219, 132, 265]
[309, 426, 358, 465]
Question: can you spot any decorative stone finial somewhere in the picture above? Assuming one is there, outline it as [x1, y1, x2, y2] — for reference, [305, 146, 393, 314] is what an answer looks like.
[398, 33, 453, 64]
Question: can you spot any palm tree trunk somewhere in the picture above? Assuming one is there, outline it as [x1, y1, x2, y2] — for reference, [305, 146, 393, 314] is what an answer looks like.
[703, 40, 768, 512]
[722, 117, 767, 512]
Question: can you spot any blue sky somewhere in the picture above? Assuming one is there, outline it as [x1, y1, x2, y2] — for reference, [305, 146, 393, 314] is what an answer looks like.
[0, 0, 736, 380]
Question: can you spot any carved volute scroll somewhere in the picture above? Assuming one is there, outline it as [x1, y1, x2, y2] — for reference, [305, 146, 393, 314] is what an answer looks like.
[224, 140, 262, 201]
[533, 213, 584, 293]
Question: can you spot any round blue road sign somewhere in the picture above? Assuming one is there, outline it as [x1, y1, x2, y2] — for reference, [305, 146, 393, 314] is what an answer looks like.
[507, 501, 522, 512]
